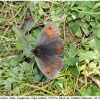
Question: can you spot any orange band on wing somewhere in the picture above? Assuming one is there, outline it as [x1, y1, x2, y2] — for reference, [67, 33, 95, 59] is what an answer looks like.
[43, 66, 51, 74]
[45, 27, 53, 38]
[54, 60, 59, 67]
[56, 43, 62, 54]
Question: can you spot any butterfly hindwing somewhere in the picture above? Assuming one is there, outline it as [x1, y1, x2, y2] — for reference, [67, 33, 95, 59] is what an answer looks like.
[35, 55, 63, 79]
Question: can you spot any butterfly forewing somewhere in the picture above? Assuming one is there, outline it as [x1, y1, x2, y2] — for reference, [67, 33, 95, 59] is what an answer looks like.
[36, 22, 60, 47]
[40, 37, 64, 56]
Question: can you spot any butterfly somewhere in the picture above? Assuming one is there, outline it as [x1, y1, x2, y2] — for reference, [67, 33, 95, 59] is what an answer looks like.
[32, 22, 64, 79]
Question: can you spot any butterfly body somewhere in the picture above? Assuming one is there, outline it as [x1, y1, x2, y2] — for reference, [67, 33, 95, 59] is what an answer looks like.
[33, 22, 64, 79]
[33, 46, 54, 57]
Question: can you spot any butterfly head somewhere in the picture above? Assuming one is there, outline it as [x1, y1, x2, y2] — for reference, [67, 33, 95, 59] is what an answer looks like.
[32, 47, 41, 57]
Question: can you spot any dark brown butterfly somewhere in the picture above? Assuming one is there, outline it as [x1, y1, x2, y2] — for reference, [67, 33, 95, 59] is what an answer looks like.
[32, 22, 64, 79]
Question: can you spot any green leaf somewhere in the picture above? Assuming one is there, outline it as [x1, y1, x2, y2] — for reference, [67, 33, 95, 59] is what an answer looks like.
[10, 59, 18, 66]
[75, 27, 82, 37]
[16, 41, 25, 50]
[13, 27, 25, 50]
[23, 49, 33, 58]
[81, 27, 89, 36]
[68, 19, 81, 36]
[65, 44, 78, 66]
[21, 17, 34, 33]
[40, 2, 50, 9]
[70, 65, 80, 76]
[70, 1, 76, 7]
[79, 12, 85, 18]
[82, 22, 90, 28]
[5, 82, 11, 90]
[76, 1, 85, 6]
[79, 86, 96, 96]
[26, 34, 36, 46]
[0, 18, 5, 24]
[11, 67, 19, 74]
[86, 2, 94, 8]
[22, 62, 31, 71]
[77, 5, 87, 11]
[70, 57, 76, 66]
[71, 11, 79, 18]
[90, 21, 97, 28]
[69, 44, 78, 57]
[92, 29, 100, 38]
[90, 37, 100, 52]
[33, 64, 43, 83]
[16, 53, 24, 62]
[79, 88, 90, 96]
[93, 2, 100, 9]
[4, 77, 15, 90]
[13, 25, 32, 51]
[29, 2, 36, 11]
[0, 61, 10, 66]
[86, 14, 90, 21]
[78, 51, 97, 61]
[96, 88, 100, 96]
[55, 79, 64, 90]
[82, 38, 90, 50]
[21, 61, 33, 76]
[64, 56, 70, 66]
[38, 8, 44, 16]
